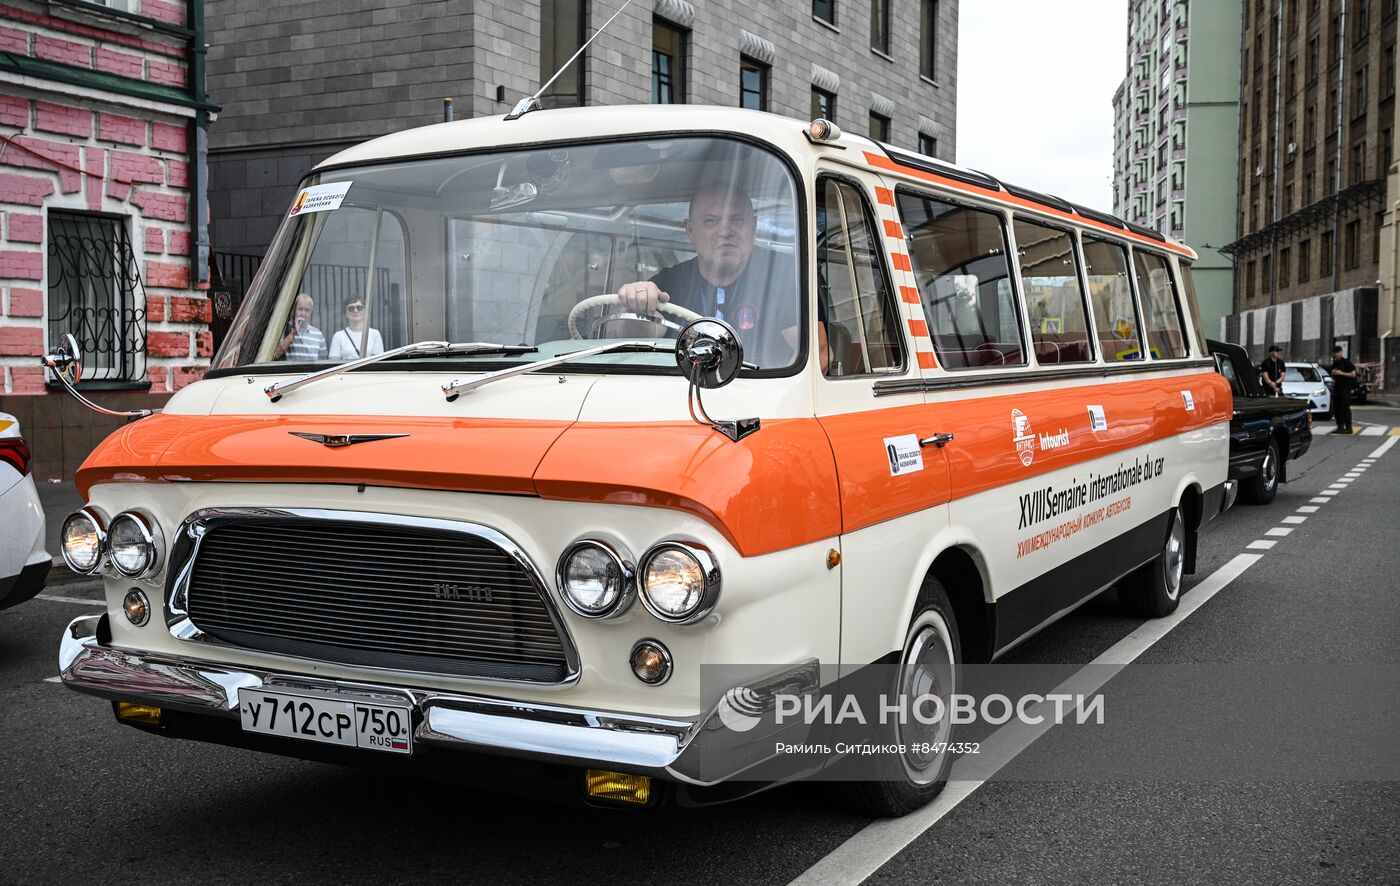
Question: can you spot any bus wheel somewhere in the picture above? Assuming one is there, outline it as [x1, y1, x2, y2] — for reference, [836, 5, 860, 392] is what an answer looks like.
[835, 578, 961, 817]
[1118, 505, 1185, 618]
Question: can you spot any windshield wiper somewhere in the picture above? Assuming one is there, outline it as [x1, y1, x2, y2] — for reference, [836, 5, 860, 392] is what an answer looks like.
[266, 340, 536, 402]
[442, 341, 674, 401]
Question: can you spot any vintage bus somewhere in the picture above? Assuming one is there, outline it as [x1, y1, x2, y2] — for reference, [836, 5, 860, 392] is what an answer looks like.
[51, 105, 1232, 816]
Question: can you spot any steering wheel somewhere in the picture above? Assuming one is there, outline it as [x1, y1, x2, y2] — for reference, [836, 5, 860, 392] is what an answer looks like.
[567, 293, 704, 340]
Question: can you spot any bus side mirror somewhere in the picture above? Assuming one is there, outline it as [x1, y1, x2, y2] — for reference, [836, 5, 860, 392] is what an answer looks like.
[675, 319, 759, 442]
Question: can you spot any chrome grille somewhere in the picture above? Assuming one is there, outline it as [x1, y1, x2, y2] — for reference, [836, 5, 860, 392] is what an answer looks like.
[183, 517, 570, 681]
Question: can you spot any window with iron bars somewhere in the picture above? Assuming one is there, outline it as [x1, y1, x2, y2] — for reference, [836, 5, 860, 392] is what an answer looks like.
[46, 211, 147, 383]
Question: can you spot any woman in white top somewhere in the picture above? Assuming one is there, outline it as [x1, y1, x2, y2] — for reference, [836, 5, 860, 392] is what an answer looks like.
[328, 294, 385, 360]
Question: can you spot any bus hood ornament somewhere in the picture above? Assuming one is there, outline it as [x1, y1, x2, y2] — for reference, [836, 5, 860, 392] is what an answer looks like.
[289, 432, 409, 448]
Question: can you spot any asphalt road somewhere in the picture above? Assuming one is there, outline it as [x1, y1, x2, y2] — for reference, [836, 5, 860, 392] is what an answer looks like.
[3, 406, 1398, 886]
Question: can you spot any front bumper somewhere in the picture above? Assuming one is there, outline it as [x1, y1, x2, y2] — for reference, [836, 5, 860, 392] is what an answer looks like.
[59, 614, 817, 786]
[0, 559, 49, 611]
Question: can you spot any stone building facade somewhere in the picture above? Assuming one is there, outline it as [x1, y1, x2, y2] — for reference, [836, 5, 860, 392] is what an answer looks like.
[1220, 0, 1396, 370]
[205, 0, 959, 262]
[0, 0, 217, 480]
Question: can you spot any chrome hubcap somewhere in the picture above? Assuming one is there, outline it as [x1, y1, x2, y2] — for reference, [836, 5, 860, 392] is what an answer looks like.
[897, 617, 954, 783]
[1262, 448, 1277, 490]
[1163, 510, 1185, 599]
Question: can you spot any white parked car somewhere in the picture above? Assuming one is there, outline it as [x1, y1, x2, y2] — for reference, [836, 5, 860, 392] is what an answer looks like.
[0, 412, 48, 610]
[1281, 362, 1332, 418]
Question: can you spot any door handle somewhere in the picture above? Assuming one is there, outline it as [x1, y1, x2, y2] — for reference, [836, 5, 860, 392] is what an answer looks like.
[919, 433, 954, 448]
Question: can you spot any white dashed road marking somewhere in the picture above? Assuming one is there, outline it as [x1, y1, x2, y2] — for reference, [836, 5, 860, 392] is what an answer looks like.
[1266, 527, 1295, 536]
[1247, 540, 1277, 550]
[1282, 515, 1308, 524]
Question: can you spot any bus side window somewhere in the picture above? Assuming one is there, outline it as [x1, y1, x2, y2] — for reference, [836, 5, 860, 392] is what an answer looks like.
[897, 190, 1026, 369]
[816, 177, 906, 378]
[1132, 249, 1189, 359]
[1011, 217, 1094, 364]
[1081, 236, 1144, 362]
[1177, 261, 1209, 357]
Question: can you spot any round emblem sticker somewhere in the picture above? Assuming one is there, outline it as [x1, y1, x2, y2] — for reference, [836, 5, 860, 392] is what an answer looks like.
[1011, 407, 1036, 467]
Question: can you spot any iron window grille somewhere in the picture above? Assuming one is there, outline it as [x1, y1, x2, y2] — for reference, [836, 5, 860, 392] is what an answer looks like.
[46, 211, 147, 383]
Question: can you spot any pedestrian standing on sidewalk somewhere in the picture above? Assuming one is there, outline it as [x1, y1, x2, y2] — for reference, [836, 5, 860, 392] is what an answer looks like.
[1260, 345, 1286, 396]
[1329, 345, 1357, 434]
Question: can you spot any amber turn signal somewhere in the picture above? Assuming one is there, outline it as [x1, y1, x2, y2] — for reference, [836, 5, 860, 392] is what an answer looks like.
[584, 769, 653, 806]
[114, 701, 163, 726]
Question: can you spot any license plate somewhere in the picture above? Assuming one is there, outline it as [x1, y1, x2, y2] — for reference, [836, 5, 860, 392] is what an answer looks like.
[239, 686, 413, 754]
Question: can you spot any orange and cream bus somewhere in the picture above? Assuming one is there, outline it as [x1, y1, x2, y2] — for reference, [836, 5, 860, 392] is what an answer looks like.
[50, 105, 1232, 815]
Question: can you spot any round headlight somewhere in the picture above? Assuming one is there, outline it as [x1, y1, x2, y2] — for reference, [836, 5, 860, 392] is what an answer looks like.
[639, 543, 720, 624]
[108, 512, 160, 578]
[557, 541, 634, 618]
[60, 509, 105, 575]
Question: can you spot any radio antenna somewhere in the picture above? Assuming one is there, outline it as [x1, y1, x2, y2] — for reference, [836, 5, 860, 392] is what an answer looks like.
[506, 0, 636, 121]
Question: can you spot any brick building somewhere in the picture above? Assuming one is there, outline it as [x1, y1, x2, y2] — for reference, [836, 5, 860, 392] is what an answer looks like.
[205, 0, 959, 263]
[1220, 0, 1396, 369]
[0, 0, 217, 480]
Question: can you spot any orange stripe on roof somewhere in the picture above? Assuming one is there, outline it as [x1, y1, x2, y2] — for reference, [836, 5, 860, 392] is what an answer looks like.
[909, 318, 929, 338]
[874, 186, 895, 206]
[891, 253, 912, 272]
[883, 219, 904, 239]
[900, 285, 920, 304]
[861, 151, 1196, 260]
[917, 351, 937, 369]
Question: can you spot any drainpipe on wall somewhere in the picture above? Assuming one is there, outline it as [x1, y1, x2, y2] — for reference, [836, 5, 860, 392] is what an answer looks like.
[188, 0, 209, 285]
[1332, 0, 1347, 292]
[1270, 0, 1285, 306]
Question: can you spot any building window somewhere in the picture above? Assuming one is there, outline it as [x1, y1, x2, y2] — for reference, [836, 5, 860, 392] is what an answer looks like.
[918, 132, 937, 156]
[1262, 254, 1272, 295]
[1384, 126, 1394, 168]
[1345, 219, 1361, 268]
[1305, 104, 1316, 146]
[1386, 45, 1396, 97]
[869, 111, 891, 141]
[539, 0, 586, 107]
[1299, 239, 1311, 282]
[1321, 229, 1335, 276]
[871, 0, 890, 53]
[920, 0, 938, 80]
[1279, 246, 1291, 287]
[739, 56, 768, 110]
[1246, 259, 1257, 300]
[1376, 211, 1386, 261]
[1353, 65, 1367, 115]
[1307, 36, 1318, 81]
[46, 211, 147, 382]
[1305, 170, 1315, 203]
[652, 19, 687, 104]
[1353, 141, 1367, 182]
[812, 87, 836, 122]
[814, 0, 836, 26]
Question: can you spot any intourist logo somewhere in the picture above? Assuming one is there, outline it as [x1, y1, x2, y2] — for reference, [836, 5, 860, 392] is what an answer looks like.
[1039, 428, 1070, 450]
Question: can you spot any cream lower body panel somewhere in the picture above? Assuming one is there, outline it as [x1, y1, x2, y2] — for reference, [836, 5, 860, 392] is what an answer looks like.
[838, 421, 1229, 666]
[80, 481, 840, 721]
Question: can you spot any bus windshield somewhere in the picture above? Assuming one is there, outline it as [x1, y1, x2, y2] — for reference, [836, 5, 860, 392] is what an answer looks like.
[213, 137, 802, 374]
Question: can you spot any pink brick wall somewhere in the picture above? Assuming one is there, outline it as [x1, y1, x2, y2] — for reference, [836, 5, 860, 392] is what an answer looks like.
[1, 15, 206, 397]
[35, 101, 92, 138]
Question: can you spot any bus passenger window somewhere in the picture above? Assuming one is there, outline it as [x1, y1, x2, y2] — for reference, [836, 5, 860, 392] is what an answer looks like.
[1011, 218, 1093, 364]
[1081, 237, 1143, 362]
[897, 191, 1025, 369]
[816, 178, 905, 377]
[1132, 250, 1189, 359]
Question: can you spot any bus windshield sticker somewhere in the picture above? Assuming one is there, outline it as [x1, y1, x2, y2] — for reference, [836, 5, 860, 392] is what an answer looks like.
[290, 181, 354, 217]
[1181, 390, 1195, 411]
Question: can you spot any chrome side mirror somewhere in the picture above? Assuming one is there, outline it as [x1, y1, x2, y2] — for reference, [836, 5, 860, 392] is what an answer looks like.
[675, 319, 759, 442]
[42, 332, 82, 385]
[39, 331, 153, 419]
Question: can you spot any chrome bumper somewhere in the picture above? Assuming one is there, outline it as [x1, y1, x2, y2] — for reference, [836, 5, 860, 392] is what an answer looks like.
[59, 615, 815, 786]
[1221, 479, 1239, 513]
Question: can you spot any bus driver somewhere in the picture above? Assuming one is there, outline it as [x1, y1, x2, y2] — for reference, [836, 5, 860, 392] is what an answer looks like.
[616, 181, 827, 370]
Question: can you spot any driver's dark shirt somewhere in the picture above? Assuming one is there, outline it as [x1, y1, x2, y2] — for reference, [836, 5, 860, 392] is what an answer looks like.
[652, 247, 799, 368]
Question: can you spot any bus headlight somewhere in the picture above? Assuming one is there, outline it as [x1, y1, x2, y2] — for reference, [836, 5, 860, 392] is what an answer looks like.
[60, 509, 105, 575]
[107, 512, 162, 578]
[639, 542, 720, 624]
[557, 540, 634, 618]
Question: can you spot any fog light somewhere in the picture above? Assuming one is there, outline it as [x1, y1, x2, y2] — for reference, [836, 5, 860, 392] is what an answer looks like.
[114, 701, 162, 726]
[630, 639, 672, 685]
[584, 769, 653, 806]
[123, 589, 150, 626]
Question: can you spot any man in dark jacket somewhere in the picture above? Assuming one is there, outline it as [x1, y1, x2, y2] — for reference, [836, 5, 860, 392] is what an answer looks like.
[1259, 344, 1286, 396]
[1329, 345, 1357, 434]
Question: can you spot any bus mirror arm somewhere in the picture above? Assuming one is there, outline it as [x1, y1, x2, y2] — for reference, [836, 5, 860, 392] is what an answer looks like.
[675, 319, 760, 442]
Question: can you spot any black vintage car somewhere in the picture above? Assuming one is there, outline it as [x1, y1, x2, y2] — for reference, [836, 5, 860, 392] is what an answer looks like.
[1208, 339, 1312, 505]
